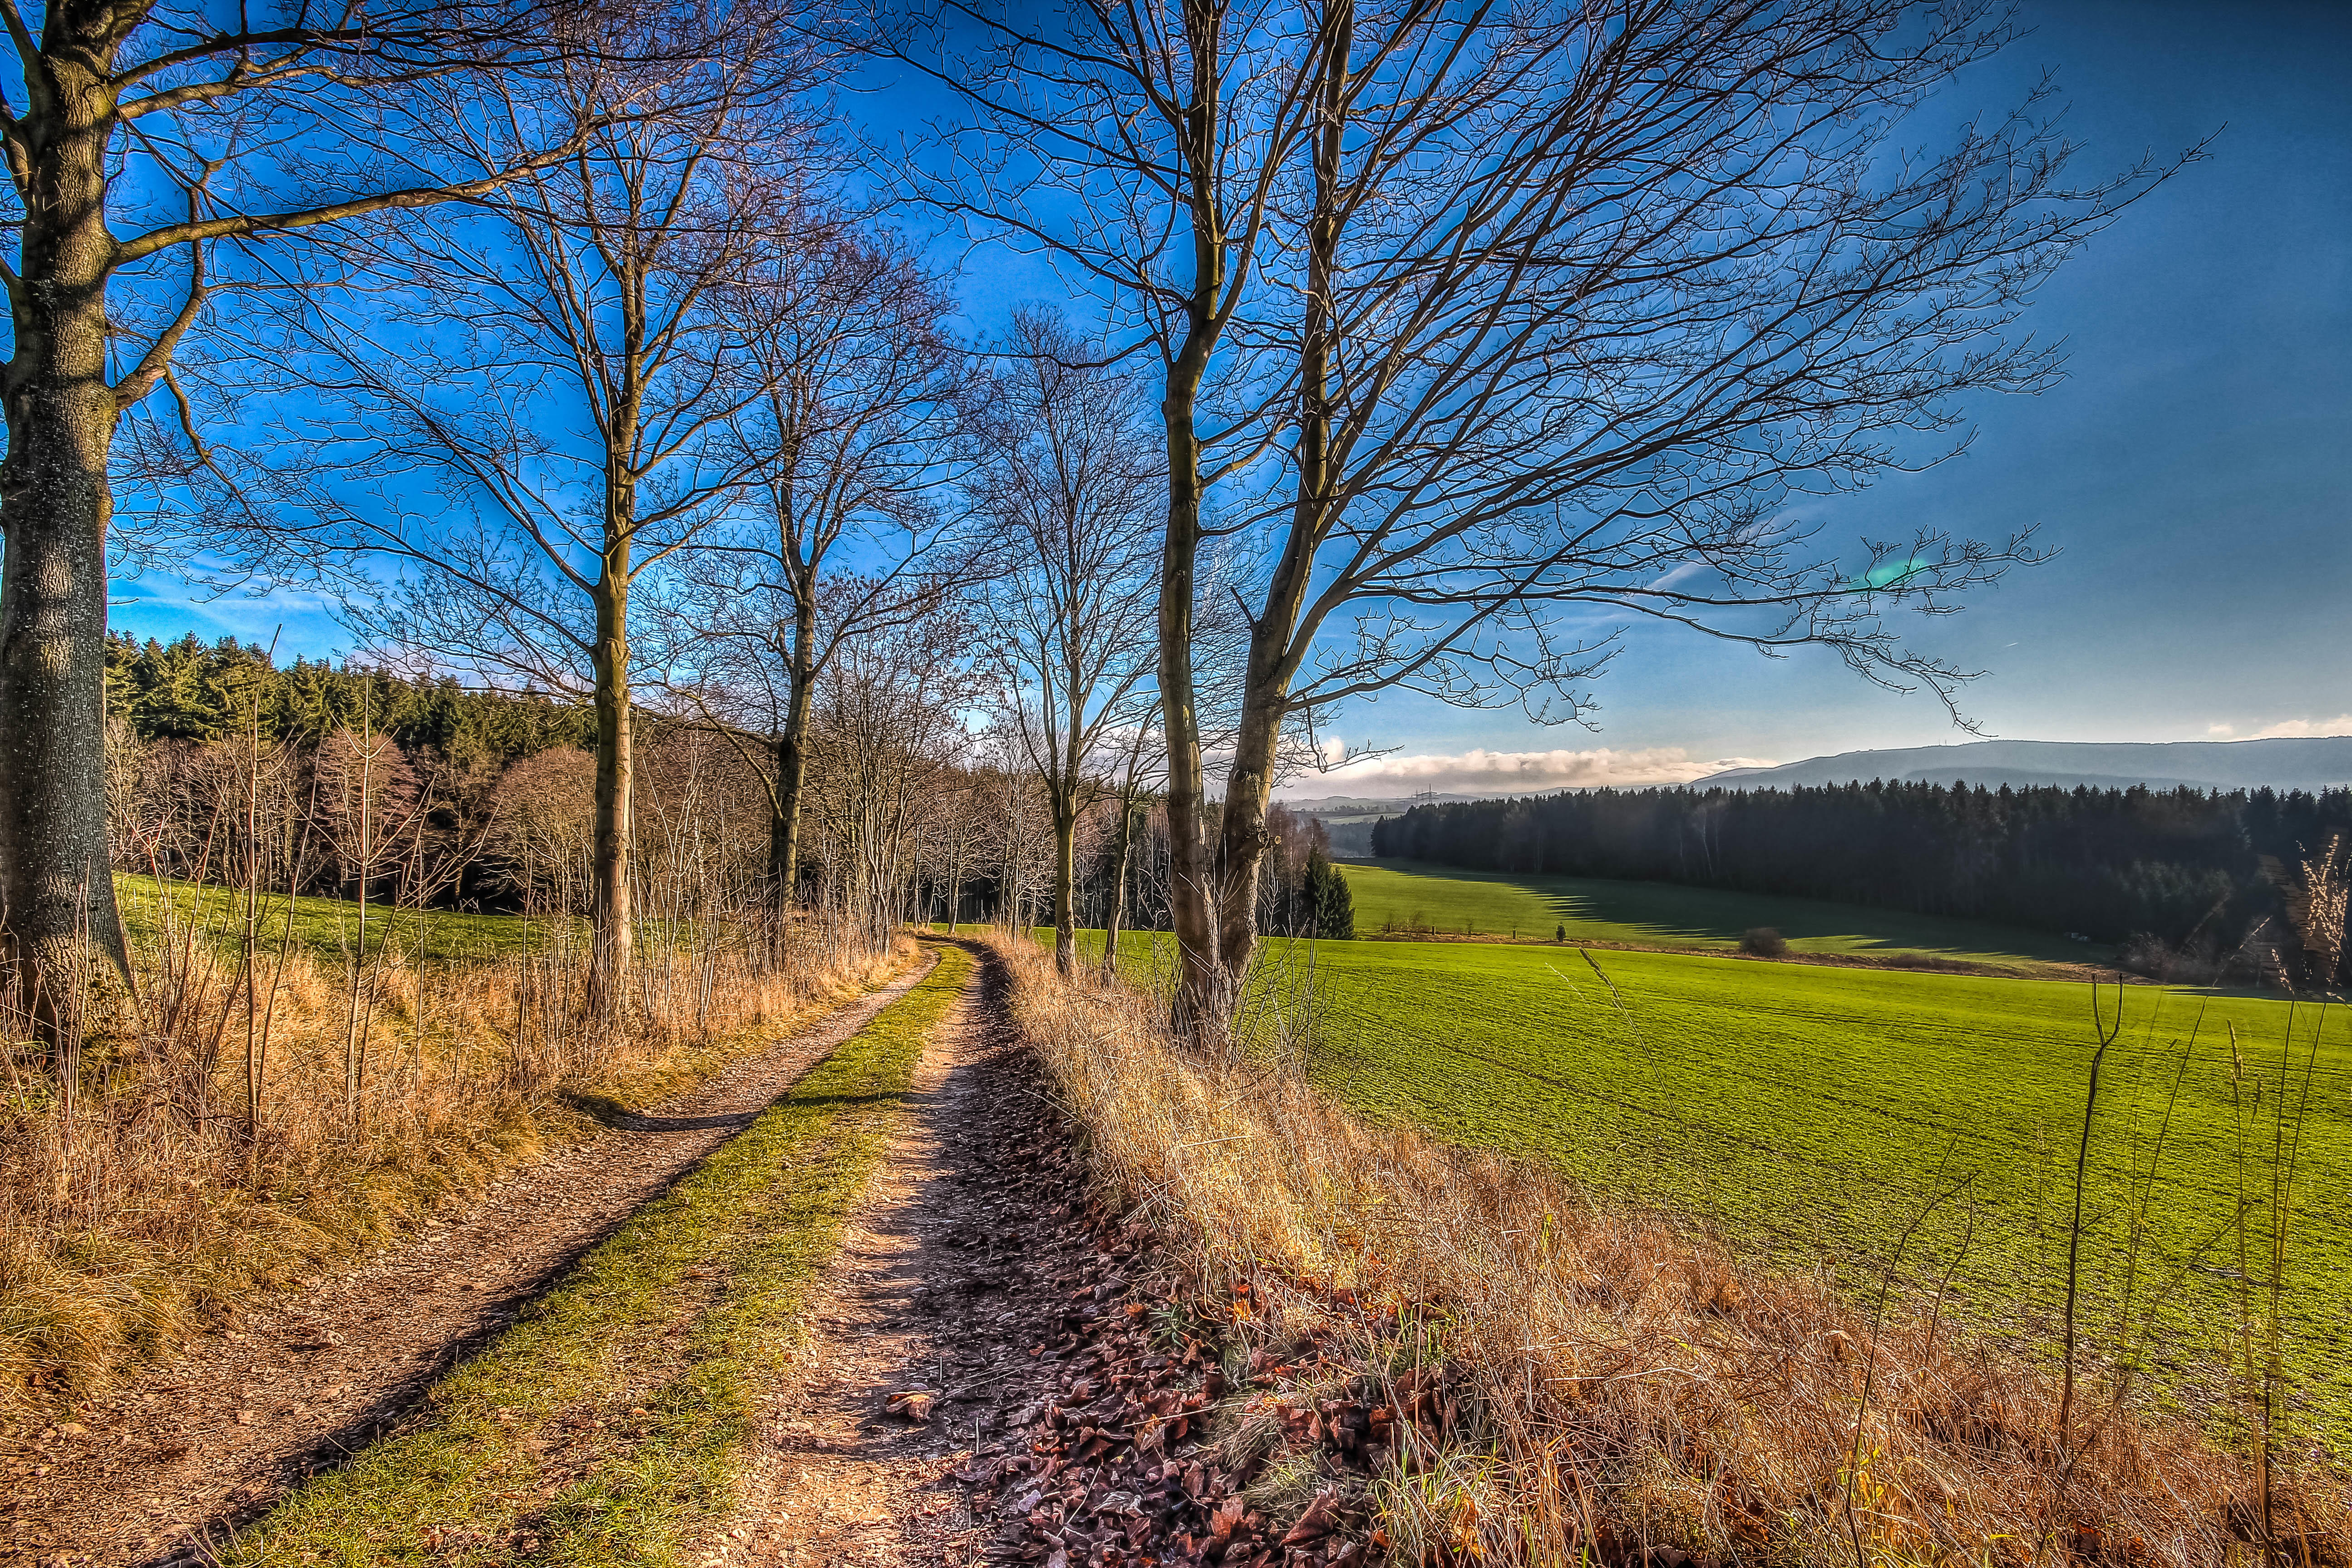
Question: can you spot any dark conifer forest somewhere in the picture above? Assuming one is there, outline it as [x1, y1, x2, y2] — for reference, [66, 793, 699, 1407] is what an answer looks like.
[1371, 780, 2352, 973]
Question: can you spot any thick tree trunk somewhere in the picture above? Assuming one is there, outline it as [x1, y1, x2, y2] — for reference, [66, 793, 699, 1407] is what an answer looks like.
[0, 49, 133, 1048]
[1100, 799, 1134, 981]
[588, 557, 634, 1015]
[1051, 793, 1079, 977]
[1160, 360, 1225, 1037]
[767, 591, 816, 907]
[1213, 669, 1291, 982]
[1208, 1, 1350, 1002]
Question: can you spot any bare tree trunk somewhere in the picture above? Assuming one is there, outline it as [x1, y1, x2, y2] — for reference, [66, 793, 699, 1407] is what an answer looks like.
[1213, 668, 1292, 983]
[1051, 789, 1080, 976]
[946, 833, 969, 933]
[768, 584, 817, 907]
[1210, 0, 1347, 992]
[0, 45, 132, 1048]
[1100, 798, 1135, 981]
[589, 540, 635, 1016]
[1160, 335, 1224, 1036]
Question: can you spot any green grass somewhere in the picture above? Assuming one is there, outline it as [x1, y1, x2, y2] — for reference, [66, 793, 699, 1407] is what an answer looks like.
[116, 872, 537, 964]
[1090, 926, 2352, 1447]
[1341, 858, 2113, 971]
[225, 944, 971, 1567]
[117, 872, 542, 964]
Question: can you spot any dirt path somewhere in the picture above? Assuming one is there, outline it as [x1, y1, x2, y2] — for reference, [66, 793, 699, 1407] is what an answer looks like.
[0, 956, 938, 1568]
[714, 950, 1300, 1568]
[715, 950, 1100, 1568]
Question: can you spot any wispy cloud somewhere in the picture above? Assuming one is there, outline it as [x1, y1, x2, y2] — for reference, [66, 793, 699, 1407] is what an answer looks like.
[2244, 715, 2352, 740]
[1280, 745, 1774, 799]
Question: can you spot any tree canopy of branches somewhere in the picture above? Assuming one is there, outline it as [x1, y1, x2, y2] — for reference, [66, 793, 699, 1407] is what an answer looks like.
[0, 0, 636, 1044]
[971, 307, 1164, 975]
[914, 0, 2184, 1037]
[655, 221, 974, 907]
[252, 3, 832, 1005]
[803, 610, 975, 947]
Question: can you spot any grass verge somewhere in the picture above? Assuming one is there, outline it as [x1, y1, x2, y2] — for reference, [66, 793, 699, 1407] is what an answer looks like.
[994, 937, 2349, 1566]
[3, 917, 905, 1428]
[223, 942, 970, 1568]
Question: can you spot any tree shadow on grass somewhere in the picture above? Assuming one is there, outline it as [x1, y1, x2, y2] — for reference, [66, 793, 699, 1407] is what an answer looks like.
[1362, 858, 2093, 966]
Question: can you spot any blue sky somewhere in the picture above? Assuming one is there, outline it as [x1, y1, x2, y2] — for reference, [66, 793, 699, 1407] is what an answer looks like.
[112, 0, 2352, 793]
[1296, 0, 2352, 792]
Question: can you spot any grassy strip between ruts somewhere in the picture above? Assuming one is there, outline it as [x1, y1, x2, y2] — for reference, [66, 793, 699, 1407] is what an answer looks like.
[222, 943, 972, 1568]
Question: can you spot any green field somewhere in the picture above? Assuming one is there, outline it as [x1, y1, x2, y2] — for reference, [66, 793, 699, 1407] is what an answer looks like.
[116, 873, 538, 964]
[1341, 858, 2111, 972]
[1092, 924, 2352, 1446]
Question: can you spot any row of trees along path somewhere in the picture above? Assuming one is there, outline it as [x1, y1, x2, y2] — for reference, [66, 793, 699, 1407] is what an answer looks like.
[1, 0, 2188, 1054]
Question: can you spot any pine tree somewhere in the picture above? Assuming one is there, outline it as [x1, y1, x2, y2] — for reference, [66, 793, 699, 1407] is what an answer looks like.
[1306, 851, 1355, 940]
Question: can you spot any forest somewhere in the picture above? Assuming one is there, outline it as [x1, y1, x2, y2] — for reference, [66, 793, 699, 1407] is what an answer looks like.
[1371, 780, 2352, 981]
[104, 631, 1355, 940]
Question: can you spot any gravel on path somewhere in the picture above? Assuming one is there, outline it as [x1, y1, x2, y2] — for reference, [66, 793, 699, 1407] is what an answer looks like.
[713, 947, 1085, 1568]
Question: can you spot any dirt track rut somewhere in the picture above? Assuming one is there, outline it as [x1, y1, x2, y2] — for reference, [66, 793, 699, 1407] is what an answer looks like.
[0, 957, 937, 1568]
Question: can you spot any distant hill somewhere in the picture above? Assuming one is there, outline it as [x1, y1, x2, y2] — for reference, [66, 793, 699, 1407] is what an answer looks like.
[1283, 793, 1492, 817]
[1279, 794, 1474, 858]
[1700, 737, 2352, 794]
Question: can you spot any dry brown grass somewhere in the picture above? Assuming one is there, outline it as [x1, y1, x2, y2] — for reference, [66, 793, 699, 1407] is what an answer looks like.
[0, 911, 906, 1430]
[991, 939, 2351, 1567]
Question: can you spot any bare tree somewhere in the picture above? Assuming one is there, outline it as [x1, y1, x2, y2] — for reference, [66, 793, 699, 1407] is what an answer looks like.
[916, 765, 996, 932]
[971, 307, 1162, 975]
[921, 0, 2182, 1035]
[897, 0, 1324, 1027]
[0, 0, 632, 1045]
[803, 611, 974, 948]
[653, 223, 973, 909]
[1094, 712, 1162, 979]
[257, 8, 826, 1007]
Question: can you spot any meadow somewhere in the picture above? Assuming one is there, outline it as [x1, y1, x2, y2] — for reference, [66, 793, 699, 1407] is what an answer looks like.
[115, 872, 538, 964]
[1094, 922, 2352, 1450]
[1341, 858, 2109, 972]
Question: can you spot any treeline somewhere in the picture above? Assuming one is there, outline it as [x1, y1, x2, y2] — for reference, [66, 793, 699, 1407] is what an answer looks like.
[1372, 780, 2352, 981]
[107, 634, 602, 912]
[1074, 805, 1354, 943]
[108, 633, 594, 769]
[105, 632, 1357, 941]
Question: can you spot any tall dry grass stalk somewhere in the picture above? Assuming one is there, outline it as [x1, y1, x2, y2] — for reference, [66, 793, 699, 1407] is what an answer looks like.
[991, 939, 2348, 1567]
[0, 892, 902, 1430]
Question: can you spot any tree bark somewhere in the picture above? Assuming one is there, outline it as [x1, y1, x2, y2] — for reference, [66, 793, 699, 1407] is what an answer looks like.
[1212, 663, 1292, 982]
[1051, 788, 1079, 976]
[768, 587, 817, 908]
[589, 537, 634, 1016]
[1100, 797, 1134, 981]
[0, 40, 134, 1046]
[1159, 369, 1223, 1033]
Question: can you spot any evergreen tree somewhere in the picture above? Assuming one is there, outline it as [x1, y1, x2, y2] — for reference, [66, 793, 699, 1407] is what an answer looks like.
[1305, 851, 1355, 940]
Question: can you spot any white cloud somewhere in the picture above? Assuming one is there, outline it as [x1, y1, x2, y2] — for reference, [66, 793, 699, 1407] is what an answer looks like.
[2207, 723, 2236, 737]
[2245, 715, 2352, 740]
[1279, 745, 1774, 799]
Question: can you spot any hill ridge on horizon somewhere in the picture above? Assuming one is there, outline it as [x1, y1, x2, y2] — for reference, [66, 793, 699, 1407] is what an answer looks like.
[1700, 735, 2352, 794]
[1286, 736, 2352, 817]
